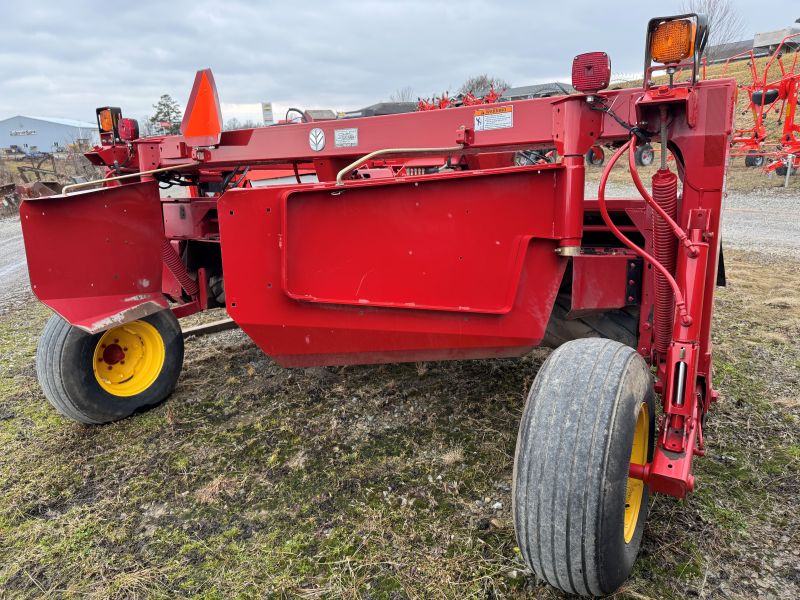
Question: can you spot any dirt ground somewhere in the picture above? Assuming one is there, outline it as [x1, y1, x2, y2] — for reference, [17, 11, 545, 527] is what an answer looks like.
[0, 176, 799, 598]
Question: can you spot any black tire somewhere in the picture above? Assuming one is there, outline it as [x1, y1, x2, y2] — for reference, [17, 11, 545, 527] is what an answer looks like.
[585, 147, 605, 166]
[634, 144, 654, 167]
[775, 163, 789, 176]
[513, 338, 655, 596]
[744, 151, 764, 168]
[542, 294, 639, 349]
[36, 310, 184, 424]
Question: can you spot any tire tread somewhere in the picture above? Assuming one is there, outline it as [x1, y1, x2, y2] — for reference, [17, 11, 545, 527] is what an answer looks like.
[513, 338, 652, 596]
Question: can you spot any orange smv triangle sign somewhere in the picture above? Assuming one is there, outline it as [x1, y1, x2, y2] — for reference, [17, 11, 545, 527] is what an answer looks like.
[181, 69, 222, 147]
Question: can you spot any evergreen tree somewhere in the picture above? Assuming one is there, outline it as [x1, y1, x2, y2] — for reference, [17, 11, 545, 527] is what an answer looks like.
[149, 94, 183, 134]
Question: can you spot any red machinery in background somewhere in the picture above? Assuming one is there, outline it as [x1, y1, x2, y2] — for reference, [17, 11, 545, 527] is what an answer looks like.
[20, 14, 734, 596]
[722, 33, 800, 174]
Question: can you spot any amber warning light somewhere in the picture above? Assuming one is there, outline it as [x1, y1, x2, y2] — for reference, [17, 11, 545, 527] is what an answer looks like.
[650, 19, 695, 64]
[95, 107, 122, 145]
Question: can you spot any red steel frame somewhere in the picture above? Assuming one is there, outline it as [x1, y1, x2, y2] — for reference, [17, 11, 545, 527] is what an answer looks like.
[19, 66, 736, 500]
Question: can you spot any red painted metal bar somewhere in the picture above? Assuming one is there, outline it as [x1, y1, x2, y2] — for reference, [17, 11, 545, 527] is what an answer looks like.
[147, 90, 624, 173]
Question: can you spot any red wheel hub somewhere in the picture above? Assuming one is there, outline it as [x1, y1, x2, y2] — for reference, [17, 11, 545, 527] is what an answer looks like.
[101, 344, 125, 365]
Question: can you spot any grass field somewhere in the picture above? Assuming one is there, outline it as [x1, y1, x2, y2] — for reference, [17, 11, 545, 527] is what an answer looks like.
[1, 248, 798, 599]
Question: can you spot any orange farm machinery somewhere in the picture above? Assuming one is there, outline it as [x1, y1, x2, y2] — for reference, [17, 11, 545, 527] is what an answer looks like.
[19, 14, 736, 596]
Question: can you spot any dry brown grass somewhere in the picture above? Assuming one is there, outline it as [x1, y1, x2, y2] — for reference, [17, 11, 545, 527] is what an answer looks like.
[194, 476, 238, 504]
[1, 249, 798, 598]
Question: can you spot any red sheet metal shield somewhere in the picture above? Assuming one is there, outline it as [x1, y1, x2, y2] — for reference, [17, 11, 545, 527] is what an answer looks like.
[218, 166, 567, 367]
[282, 174, 542, 313]
[20, 182, 167, 332]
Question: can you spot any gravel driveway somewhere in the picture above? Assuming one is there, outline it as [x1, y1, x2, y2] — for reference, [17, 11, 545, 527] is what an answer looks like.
[0, 215, 30, 315]
[722, 192, 798, 258]
[599, 182, 798, 259]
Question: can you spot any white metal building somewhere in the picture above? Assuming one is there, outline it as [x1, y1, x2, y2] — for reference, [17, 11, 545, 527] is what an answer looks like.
[0, 115, 98, 153]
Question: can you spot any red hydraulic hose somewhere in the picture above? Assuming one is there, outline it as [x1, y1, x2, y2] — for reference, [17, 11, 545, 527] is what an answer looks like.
[627, 141, 698, 257]
[597, 138, 691, 326]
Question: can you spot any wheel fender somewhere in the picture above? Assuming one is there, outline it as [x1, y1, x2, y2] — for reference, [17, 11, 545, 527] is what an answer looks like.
[20, 181, 168, 333]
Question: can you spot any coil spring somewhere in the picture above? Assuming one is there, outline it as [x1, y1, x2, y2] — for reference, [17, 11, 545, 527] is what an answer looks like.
[652, 169, 678, 355]
[162, 239, 199, 296]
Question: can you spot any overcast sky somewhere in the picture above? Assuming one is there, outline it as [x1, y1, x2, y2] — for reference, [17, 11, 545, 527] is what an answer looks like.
[1, 0, 797, 124]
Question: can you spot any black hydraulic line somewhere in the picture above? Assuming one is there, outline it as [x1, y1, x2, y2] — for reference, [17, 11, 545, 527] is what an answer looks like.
[220, 166, 241, 189]
[285, 108, 307, 123]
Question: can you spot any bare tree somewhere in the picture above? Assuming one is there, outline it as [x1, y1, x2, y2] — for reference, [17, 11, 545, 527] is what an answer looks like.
[223, 118, 259, 131]
[224, 118, 242, 131]
[139, 119, 157, 137]
[459, 74, 511, 95]
[682, 0, 745, 59]
[389, 86, 415, 102]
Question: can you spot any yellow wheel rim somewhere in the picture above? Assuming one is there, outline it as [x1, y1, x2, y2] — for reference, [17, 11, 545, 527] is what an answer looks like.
[92, 320, 166, 397]
[624, 402, 649, 543]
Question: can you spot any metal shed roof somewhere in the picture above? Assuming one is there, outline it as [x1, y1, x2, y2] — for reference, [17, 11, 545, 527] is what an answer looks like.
[6, 115, 97, 129]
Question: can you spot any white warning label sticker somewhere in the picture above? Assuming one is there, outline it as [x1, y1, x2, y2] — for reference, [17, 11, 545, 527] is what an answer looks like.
[474, 106, 513, 131]
[334, 128, 359, 148]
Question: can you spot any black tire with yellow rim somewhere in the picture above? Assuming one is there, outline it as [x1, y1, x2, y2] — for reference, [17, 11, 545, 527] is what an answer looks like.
[36, 310, 184, 424]
[513, 338, 655, 596]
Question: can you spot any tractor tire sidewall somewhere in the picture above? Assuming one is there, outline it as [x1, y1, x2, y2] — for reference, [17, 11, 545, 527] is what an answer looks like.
[745, 152, 764, 168]
[586, 148, 604, 166]
[512, 338, 655, 596]
[40, 311, 183, 423]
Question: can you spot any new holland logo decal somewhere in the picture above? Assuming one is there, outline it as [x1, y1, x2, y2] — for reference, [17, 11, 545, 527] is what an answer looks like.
[309, 128, 325, 151]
